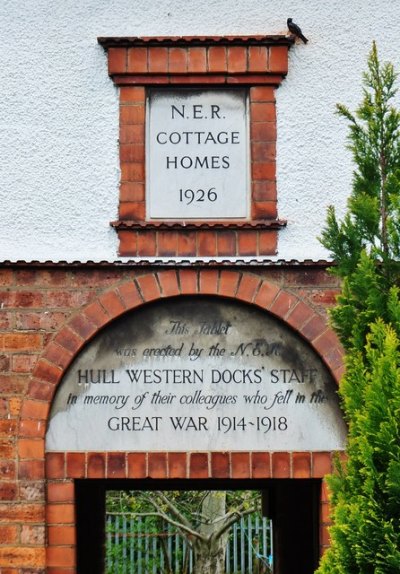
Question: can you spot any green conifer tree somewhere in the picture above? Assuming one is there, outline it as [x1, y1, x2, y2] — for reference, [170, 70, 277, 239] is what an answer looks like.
[316, 43, 400, 574]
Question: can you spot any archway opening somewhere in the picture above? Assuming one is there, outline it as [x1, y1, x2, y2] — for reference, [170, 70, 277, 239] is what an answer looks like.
[75, 478, 321, 574]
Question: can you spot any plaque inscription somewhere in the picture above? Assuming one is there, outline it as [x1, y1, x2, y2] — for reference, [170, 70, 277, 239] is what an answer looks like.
[147, 89, 249, 219]
[46, 298, 347, 452]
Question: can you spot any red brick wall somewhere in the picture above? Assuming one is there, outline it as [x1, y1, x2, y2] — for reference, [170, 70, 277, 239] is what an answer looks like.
[0, 265, 342, 572]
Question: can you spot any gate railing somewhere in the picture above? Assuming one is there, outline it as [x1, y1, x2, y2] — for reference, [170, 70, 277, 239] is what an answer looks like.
[106, 513, 273, 574]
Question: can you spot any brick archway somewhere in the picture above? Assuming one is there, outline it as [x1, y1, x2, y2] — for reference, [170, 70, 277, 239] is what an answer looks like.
[16, 268, 344, 570]
[19, 269, 343, 442]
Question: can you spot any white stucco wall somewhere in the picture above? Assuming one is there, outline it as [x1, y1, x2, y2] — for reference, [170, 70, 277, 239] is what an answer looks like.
[0, 0, 399, 263]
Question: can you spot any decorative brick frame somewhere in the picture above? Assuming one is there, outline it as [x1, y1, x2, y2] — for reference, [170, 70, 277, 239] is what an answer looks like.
[17, 269, 344, 570]
[98, 36, 294, 257]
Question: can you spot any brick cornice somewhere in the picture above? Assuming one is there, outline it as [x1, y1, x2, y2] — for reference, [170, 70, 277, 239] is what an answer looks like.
[110, 219, 287, 230]
[98, 35, 292, 86]
[98, 35, 294, 48]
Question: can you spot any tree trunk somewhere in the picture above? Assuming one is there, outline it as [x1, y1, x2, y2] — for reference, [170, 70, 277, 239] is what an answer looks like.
[192, 492, 229, 574]
[192, 536, 229, 574]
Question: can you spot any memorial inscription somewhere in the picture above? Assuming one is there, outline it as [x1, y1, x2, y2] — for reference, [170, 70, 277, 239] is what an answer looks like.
[46, 298, 347, 452]
[147, 89, 249, 219]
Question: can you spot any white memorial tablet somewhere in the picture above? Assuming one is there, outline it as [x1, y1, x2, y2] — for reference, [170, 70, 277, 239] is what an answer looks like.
[147, 89, 249, 219]
[46, 298, 347, 452]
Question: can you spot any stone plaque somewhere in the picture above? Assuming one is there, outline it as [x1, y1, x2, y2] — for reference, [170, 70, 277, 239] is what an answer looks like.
[147, 89, 249, 219]
[46, 298, 347, 452]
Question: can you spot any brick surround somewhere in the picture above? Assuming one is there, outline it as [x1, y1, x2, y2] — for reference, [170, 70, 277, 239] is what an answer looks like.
[98, 36, 293, 257]
[0, 265, 343, 571]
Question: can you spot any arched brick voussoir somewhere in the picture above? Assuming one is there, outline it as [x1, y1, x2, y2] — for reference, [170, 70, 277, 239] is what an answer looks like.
[312, 328, 345, 376]
[235, 274, 263, 302]
[135, 273, 162, 302]
[218, 270, 241, 297]
[199, 269, 219, 294]
[177, 269, 199, 294]
[31, 359, 64, 388]
[156, 269, 180, 297]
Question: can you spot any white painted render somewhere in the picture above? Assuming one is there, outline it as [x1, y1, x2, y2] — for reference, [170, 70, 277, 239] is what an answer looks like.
[0, 0, 398, 263]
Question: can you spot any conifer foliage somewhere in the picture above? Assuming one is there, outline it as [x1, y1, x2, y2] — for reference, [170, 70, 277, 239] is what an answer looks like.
[316, 43, 400, 574]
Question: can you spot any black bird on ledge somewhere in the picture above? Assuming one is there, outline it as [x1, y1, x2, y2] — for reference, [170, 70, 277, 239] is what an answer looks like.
[287, 18, 308, 43]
